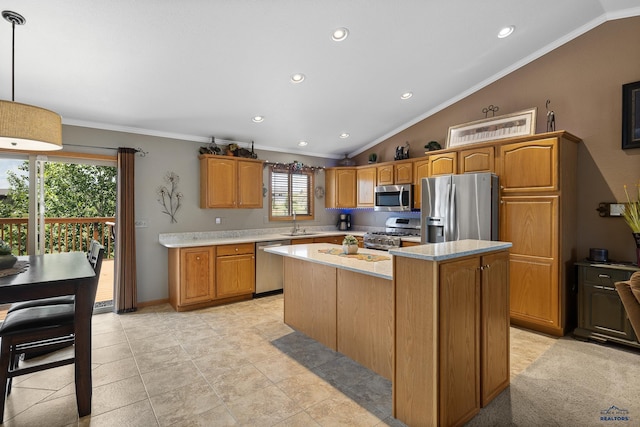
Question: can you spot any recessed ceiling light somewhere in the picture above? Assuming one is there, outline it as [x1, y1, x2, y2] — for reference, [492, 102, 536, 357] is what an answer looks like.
[332, 27, 349, 41]
[498, 25, 515, 38]
[339, 133, 350, 139]
[252, 116, 264, 123]
[291, 73, 305, 83]
[400, 92, 413, 100]
[298, 141, 308, 147]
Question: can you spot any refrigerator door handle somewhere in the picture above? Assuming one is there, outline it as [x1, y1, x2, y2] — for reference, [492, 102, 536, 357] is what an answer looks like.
[450, 183, 458, 241]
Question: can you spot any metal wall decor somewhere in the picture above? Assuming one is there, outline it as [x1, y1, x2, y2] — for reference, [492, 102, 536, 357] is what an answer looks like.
[482, 105, 500, 118]
[157, 172, 183, 223]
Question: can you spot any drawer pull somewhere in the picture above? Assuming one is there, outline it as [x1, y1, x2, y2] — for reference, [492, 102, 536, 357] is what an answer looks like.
[598, 274, 611, 279]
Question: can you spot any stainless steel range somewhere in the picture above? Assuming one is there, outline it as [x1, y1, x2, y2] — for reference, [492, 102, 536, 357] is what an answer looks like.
[363, 217, 420, 250]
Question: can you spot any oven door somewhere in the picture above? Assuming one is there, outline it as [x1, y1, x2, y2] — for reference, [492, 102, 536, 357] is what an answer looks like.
[374, 185, 412, 212]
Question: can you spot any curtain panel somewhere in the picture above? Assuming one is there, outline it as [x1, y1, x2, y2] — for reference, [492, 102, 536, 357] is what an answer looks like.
[114, 148, 137, 313]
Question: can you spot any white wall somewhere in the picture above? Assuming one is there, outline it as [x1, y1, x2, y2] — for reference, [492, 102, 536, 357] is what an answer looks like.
[62, 125, 339, 304]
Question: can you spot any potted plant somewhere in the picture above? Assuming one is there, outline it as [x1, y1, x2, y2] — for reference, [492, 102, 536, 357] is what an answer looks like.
[342, 235, 359, 254]
[0, 239, 17, 270]
[623, 183, 640, 265]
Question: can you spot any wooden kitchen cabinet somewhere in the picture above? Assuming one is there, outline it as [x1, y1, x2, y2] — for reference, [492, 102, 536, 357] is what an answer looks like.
[199, 154, 264, 209]
[459, 146, 494, 173]
[429, 152, 457, 176]
[325, 168, 356, 208]
[413, 159, 429, 209]
[216, 243, 256, 298]
[168, 246, 215, 311]
[313, 235, 345, 245]
[498, 132, 579, 336]
[357, 165, 377, 207]
[376, 161, 413, 186]
[394, 249, 510, 426]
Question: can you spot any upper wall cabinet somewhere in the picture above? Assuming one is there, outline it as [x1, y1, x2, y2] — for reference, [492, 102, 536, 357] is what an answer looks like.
[498, 138, 557, 193]
[199, 155, 264, 209]
[459, 147, 495, 174]
[377, 161, 413, 185]
[429, 152, 457, 176]
[357, 165, 377, 207]
[325, 168, 356, 208]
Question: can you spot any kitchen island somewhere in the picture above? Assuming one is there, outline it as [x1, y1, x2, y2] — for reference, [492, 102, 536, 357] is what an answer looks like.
[265, 243, 394, 379]
[268, 239, 512, 427]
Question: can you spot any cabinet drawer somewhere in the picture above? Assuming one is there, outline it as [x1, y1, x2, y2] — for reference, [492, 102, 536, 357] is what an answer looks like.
[217, 243, 255, 256]
[582, 268, 632, 286]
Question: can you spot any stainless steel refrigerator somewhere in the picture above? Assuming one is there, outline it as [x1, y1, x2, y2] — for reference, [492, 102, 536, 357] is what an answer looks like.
[421, 172, 499, 243]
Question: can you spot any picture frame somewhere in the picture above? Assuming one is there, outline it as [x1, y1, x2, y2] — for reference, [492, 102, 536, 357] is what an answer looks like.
[446, 107, 537, 148]
[622, 80, 640, 150]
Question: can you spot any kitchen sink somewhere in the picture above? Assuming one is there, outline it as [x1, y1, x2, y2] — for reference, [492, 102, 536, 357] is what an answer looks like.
[280, 232, 319, 236]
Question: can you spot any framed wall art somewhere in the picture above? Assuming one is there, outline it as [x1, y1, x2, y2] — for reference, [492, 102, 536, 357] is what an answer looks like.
[446, 107, 537, 148]
[622, 80, 640, 150]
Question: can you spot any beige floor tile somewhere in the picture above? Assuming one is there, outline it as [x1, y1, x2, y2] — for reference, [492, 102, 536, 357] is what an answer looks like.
[274, 410, 321, 427]
[92, 329, 128, 349]
[92, 341, 134, 364]
[254, 353, 309, 383]
[80, 399, 159, 427]
[209, 364, 273, 403]
[306, 394, 384, 426]
[92, 356, 139, 387]
[276, 371, 340, 409]
[141, 360, 203, 397]
[134, 344, 192, 374]
[128, 333, 181, 356]
[149, 378, 224, 427]
[2, 386, 55, 423]
[91, 375, 149, 416]
[171, 404, 238, 426]
[3, 392, 78, 427]
[225, 384, 302, 425]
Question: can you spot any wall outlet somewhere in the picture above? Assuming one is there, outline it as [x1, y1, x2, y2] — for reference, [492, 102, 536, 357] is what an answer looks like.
[215, 217, 221, 224]
[135, 219, 148, 228]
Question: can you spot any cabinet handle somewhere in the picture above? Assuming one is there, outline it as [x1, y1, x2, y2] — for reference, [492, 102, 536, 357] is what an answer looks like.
[196, 256, 200, 260]
[598, 274, 611, 279]
[235, 248, 239, 252]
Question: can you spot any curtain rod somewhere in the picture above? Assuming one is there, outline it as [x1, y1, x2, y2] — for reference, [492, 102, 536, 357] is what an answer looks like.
[64, 143, 148, 156]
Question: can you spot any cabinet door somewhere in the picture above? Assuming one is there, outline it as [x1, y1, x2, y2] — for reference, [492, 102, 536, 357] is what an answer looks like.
[438, 257, 480, 426]
[335, 169, 356, 208]
[579, 267, 637, 341]
[216, 253, 255, 298]
[413, 159, 429, 209]
[395, 162, 413, 184]
[237, 160, 263, 208]
[201, 158, 237, 208]
[501, 195, 559, 329]
[429, 153, 457, 176]
[180, 247, 215, 305]
[499, 138, 557, 193]
[324, 168, 337, 209]
[480, 251, 510, 406]
[377, 165, 394, 186]
[459, 147, 494, 174]
[357, 166, 377, 207]
[314, 235, 344, 245]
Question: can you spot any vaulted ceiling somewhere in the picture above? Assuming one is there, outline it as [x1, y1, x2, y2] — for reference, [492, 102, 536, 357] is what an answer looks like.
[1, 1, 638, 158]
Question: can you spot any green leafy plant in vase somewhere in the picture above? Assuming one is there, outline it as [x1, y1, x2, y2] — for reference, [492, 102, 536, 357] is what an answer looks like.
[342, 235, 359, 254]
[0, 239, 17, 270]
[623, 182, 640, 266]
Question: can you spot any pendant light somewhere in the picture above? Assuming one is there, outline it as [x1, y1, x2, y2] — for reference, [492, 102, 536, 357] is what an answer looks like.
[0, 10, 62, 151]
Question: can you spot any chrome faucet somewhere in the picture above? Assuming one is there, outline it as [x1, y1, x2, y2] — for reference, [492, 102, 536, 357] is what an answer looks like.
[292, 212, 300, 235]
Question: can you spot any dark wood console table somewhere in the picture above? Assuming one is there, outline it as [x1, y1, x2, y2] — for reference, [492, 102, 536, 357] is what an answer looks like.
[573, 260, 640, 349]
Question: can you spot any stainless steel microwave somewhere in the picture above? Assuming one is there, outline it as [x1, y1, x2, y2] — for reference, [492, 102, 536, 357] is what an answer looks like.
[374, 184, 413, 212]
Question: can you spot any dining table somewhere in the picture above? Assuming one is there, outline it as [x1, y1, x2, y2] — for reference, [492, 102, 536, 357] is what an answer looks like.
[0, 252, 97, 418]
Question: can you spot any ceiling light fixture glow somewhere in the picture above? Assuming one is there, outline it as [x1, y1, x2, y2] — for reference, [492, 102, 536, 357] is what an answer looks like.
[252, 116, 264, 123]
[332, 27, 349, 41]
[339, 133, 349, 139]
[0, 10, 62, 151]
[498, 25, 515, 38]
[290, 73, 305, 83]
[298, 141, 308, 147]
[400, 92, 413, 100]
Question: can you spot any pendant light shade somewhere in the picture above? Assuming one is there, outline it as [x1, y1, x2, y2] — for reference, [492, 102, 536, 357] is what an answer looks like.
[0, 10, 63, 151]
[0, 101, 62, 150]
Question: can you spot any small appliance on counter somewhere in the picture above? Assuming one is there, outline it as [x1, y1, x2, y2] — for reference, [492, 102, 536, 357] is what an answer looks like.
[587, 248, 608, 263]
[337, 213, 351, 231]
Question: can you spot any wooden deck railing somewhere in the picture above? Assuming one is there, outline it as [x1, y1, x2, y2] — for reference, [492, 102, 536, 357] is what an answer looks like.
[0, 217, 115, 257]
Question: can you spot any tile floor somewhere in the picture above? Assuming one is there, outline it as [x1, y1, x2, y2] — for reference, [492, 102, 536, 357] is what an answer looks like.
[1, 294, 556, 426]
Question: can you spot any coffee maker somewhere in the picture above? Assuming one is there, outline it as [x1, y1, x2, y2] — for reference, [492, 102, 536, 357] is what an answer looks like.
[337, 213, 351, 231]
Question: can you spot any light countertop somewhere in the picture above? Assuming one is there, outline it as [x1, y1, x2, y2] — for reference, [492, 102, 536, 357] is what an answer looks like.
[159, 229, 368, 248]
[265, 243, 393, 280]
[389, 239, 512, 261]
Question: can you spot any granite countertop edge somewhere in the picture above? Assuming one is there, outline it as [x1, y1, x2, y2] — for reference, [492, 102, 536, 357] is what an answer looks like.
[389, 240, 512, 261]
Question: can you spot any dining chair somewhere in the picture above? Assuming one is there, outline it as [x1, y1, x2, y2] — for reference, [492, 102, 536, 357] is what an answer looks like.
[5, 240, 103, 313]
[0, 245, 104, 423]
[615, 271, 640, 338]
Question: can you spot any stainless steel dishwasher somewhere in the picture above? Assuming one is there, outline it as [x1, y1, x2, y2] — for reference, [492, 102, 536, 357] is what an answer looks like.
[255, 239, 291, 295]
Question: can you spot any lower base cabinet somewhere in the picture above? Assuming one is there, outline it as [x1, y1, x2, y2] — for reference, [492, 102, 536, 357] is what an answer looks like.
[394, 250, 510, 427]
[168, 244, 255, 312]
